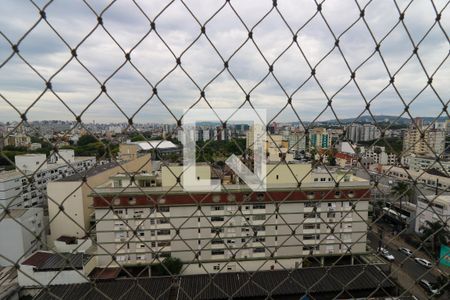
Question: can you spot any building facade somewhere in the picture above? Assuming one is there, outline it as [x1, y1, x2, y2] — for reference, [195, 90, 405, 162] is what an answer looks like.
[415, 195, 450, 233]
[0, 208, 45, 266]
[403, 118, 446, 158]
[92, 164, 370, 274]
[0, 150, 96, 209]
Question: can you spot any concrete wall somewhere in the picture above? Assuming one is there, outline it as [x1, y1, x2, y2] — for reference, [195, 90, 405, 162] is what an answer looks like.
[47, 155, 152, 245]
[0, 208, 44, 266]
[161, 165, 211, 188]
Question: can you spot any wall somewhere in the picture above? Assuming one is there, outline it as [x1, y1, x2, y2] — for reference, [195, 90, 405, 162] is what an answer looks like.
[47, 155, 152, 245]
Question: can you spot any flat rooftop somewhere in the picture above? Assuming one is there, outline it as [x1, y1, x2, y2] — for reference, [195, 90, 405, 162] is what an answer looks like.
[58, 161, 123, 182]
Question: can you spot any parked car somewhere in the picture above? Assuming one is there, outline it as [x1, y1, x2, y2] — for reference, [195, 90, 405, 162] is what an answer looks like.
[398, 247, 414, 257]
[379, 247, 395, 261]
[419, 279, 441, 295]
[414, 257, 433, 268]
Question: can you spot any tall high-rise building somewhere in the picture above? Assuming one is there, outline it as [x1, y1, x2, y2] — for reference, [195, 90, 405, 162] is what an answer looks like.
[403, 118, 445, 158]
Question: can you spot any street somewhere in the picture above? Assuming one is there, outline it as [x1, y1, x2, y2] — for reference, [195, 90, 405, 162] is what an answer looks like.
[368, 229, 447, 299]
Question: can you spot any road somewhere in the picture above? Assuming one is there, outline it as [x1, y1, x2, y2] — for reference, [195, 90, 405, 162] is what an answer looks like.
[368, 230, 447, 299]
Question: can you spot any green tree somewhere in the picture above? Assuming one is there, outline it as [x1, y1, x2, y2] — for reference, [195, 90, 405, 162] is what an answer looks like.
[419, 220, 450, 257]
[390, 181, 412, 210]
[374, 147, 382, 155]
[153, 256, 183, 276]
[77, 135, 97, 146]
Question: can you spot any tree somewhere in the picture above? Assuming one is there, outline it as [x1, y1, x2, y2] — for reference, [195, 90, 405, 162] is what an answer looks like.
[153, 256, 183, 276]
[77, 135, 97, 146]
[419, 220, 449, 257]
[390, 181, 412, 210]
[374, 146, 382, 155]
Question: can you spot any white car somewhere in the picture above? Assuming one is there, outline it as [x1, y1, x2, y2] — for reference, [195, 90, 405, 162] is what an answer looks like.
[414, 258, 433, 268]
[379, 247, 395, 261]
[419, 279, 441, 295]
[398, 247, 413, 257]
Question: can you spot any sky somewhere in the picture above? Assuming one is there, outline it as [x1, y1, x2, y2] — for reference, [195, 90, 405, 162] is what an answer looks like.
[0, 0, 448, 125]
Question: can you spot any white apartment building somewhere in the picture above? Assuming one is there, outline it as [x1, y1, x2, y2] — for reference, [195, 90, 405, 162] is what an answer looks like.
[0, 208, 45, 266]
[0, 150, 96, 209]
[47, 154, 152, 245]
[403, 119, 446, 158]
[407, 155, 450, 174]
[345, 124, 381, 143]
[362, 146, 398, 166]
[415, 195, 450, 233]
[379, 165, 450, 191]
[92, 164, 370, 275]
[284, 132, 307, 154]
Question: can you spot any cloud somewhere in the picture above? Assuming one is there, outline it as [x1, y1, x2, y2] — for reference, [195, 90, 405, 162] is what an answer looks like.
[0, 0, 448, 124]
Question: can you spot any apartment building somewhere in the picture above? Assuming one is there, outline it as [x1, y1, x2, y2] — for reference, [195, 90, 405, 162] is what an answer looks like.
[379, 165, 450, 191]
[415, 194, 450, 233]
[345, 124, 381, 143]
[403, 118, 446, 158]
[361, 146, 398, 166]
[309, 128, 329, 149]
[284, 131, 307, 154]
[92, 164, 370, 275]
[407, 155, 450, 174]
[0, 150, 96, 209]
[0, 208, 45, 266]
[47, 154, 152, 245]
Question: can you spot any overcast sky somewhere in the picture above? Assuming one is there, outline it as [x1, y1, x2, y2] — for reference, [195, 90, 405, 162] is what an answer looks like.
[0, 0, 448, 125]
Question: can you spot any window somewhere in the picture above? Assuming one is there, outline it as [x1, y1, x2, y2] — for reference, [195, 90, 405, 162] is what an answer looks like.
[303, 245, 319, 251]
[211, 238, 224, 244]
[303, 234, 319, 240]
[128, 197, 136, 205]
[213, 265, 220, 271]
[254, 237, 265, 242]
[327, 212, 336, 218]
[253, 225, 265, 232]
[304, 212, 318, 219]
[253, 204, 266, 209]
[212, 249, 225, 255]
[211, 216, 224, 222]
[303, 224, 319, 230]
[157, 229, 170, 236]
[253, 247, 265, 253]
[157, 206, 169, 212]
[158, 241, 171, 247]
[305, 202, 317, 208]
[212, 205, 223, 211]
[158, 218, 169, 224]
[253, 215, 266, 221]
[211, 227, 223, 234]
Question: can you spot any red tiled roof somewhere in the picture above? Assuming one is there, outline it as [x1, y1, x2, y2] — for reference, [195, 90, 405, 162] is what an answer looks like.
[21, 252, 53, 268]
[89, 267, 121, 280]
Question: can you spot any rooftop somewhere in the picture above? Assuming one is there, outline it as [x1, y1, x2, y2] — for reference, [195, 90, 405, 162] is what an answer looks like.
[129, 140, 178, 151]
[0, 267, 18, 300]
[58, 161, 123, 182]
[35, 265, 396, 300]
[21, 251, 92, 271]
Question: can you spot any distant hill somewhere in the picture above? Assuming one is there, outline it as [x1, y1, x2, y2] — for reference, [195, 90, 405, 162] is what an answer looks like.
[320, 115, 448, 125]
